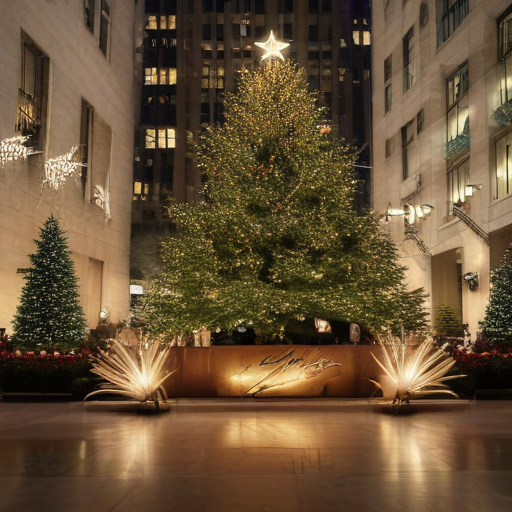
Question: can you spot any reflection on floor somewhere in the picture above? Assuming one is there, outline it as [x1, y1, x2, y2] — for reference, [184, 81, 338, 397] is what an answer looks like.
[0, 399, 511, 511]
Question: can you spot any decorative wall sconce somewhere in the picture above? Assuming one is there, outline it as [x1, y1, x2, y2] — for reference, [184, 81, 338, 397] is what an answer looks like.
[465, 184, 482, 197]
[385, 203, 434, 226]
[463, 272, 479, 291]
[385, 203, 434, 256]
[98, 308, 110, 323]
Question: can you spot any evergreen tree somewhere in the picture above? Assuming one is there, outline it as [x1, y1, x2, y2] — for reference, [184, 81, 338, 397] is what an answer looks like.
[434, 304, 464, 337]
[481, 245, 512, 347]
[12, 214, 87, 352]
[146, 61, 427, 340]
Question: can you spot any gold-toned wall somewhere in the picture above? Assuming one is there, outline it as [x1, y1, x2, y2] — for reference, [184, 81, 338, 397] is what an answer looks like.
[164, 345, 386, 398]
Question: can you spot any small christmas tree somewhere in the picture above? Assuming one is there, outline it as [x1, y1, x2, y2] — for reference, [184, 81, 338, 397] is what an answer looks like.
[145, 61, 427, 340]
[12, 214, 87, 352]
[434, 304, 464, 337]
[481, 245, 512, 347]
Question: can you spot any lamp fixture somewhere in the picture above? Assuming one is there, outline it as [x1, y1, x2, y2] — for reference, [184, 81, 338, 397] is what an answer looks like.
[465, 184, 483, 197]
[463, 272, 479, 291]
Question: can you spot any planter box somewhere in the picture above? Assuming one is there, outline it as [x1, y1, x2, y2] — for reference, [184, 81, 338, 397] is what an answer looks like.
[163, 345, 386, 398]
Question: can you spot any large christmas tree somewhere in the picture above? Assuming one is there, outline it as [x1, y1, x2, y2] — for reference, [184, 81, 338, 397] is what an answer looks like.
[480, 245, 512, 347]
[145, 61, 427, 340]
[12, 214, 87, 352]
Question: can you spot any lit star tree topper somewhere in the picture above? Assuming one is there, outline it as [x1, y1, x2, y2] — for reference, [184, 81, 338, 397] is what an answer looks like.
[255, 30, 290, 62]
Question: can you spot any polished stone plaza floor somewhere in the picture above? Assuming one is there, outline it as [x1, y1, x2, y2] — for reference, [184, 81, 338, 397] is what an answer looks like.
[0, 399, 511, 511]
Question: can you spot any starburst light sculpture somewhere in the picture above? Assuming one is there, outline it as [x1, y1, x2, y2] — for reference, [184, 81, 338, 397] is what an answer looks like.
[255, 31, 290, 61]
[369, 339, 464, 408]
[84, 339, 174, 410]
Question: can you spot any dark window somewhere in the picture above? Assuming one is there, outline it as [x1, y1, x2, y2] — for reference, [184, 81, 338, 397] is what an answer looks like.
[145, 0, 159, 13]
[417, 109, 425, 134]
[255, 0, 265, 14]
[309, 75, 320, 90]
[80, 99, 94, 199]
[309, 0, 319, 12]
[403, 26, 415, 92]
[99, 0, 111, 56]
[323, 0, 331, 11]
[16, 34, 49, 151]
[402, 120, 415, 180]
[283, 24, 293, 40]
[203, 24, 212, 40]
[84, 0, 95, 32]
[309, 24, 319, 41]
[279, 0, 293, 14]
[436, 0, 469, 47]
[384, 55, 392, 113]
[420, 2, 429, 28]
[217, 24, 224, 39]
[216, 0, 224, 12]
[203, 0, 213, 12]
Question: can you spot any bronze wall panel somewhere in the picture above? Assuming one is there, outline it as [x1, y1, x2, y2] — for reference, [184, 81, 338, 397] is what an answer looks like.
[164, 345, 386, 398]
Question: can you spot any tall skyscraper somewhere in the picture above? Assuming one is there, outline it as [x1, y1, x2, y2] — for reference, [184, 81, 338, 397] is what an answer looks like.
[132, 0, 372, 237]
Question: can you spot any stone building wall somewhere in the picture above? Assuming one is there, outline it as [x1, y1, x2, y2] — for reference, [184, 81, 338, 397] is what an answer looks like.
[0, 0, 139, 329]
[372, 0, 512, 332]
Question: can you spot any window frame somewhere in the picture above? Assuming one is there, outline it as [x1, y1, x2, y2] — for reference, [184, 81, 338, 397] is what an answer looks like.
[498, 6, 512, 104]
[446, 62, 469, 142]
[401, 119, 415, 181]
[436, 0, 470, 47]
[80, 99, 94, 200]
[403, 26, 415, 93]
[447, 157, 470, 210]
[84, 0, 96, 32]
[99, 0, 111, 57]
[384, 54, 392, 113]
[494, 130, 512, 200]
[16, 33, 50, 152]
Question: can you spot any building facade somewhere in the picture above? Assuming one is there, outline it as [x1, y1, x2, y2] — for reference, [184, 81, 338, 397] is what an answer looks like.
[0, 0, 139, 329]
[372, 0, 512, 332]
[132, 0, 372, 235]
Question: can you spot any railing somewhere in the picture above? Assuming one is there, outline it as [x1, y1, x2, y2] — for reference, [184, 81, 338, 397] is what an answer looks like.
[493, 98, 512, 126]
[445, 129, 470, 159]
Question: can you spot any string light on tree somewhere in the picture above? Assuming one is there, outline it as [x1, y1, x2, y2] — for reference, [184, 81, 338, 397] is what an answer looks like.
[144, 61, 428, 341]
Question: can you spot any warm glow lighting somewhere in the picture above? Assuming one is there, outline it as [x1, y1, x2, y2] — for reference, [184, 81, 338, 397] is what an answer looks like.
[369, 340, 464, 407]
[84, 339, 174, 410]
[43, 145, 86, 190]
[0, 136, 39, 165]
[255, 31, 290, 62]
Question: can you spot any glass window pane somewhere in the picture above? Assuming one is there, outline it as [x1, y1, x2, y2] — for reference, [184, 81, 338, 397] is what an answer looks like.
[158, 129, 166, 148]
[145, 129, 156, 149]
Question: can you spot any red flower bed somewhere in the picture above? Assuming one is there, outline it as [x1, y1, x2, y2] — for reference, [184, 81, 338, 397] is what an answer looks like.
[451, 348, 512, 392]
[0, 351, 93, 394]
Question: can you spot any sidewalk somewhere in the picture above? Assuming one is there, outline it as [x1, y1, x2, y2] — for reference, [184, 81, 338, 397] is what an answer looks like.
[0, 399, 511, 511]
